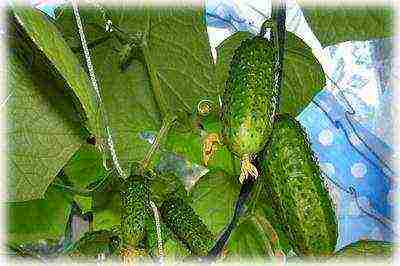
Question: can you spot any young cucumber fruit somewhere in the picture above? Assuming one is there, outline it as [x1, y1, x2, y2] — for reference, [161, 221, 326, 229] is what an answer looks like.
[260, 114, 338, 257]
[222, 34, 279, 183]
[160, 194, 214, 256]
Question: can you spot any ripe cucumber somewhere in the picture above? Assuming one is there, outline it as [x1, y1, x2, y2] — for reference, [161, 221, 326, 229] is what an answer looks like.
[160, 194, 214, 256]
[260, 114, 337, 257]
[221, 35, 279, 182]
[120, 175, 150, 249]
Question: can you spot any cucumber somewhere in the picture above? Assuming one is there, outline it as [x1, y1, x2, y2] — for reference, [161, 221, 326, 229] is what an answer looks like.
[260, 114, 337, 257]
[120, 175, 150, 249]
[332, 240, 393, 259]
[221, 35, 279, 183]
[160, 194, 214, 256]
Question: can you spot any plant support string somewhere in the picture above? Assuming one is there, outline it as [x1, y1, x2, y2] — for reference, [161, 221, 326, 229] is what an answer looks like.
[70, 0, 127, 179]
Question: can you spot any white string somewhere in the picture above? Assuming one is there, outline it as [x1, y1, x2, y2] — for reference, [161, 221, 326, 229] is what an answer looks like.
[149, 200, 165, 266]
[71, 0, 127, 179]
[72, 2, 165, 262]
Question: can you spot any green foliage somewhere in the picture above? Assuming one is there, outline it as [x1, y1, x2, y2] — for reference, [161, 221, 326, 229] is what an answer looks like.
[7, 185, 72, 245]
[7, 21, 85, 202]
[303, 6, 393, 47]
[63, 143, 107, 189]
[7, 2, 395, 263]
[54, 3, 218, 176]
[281, 32, 326, 115]
[161, 194, 215, 256]
[69, 230, 120, 258]
[225, 215, 273, 262]
[260, 114, 338, 257]
[11, 7, 101, 136]
[331, 240, 393, 260]
[190, 170, 240, 235]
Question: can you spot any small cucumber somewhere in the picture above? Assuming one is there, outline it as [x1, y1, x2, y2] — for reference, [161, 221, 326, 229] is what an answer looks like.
[160, 194, 214, 256]
[221, 34, 279, 182]
[260, 114, 337, 257]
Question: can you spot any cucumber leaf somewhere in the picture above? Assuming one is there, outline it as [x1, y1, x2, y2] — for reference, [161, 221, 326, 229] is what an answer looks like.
[302, 6, 393, 47]
[7, 185, 72, 245]
[281, 32, 325, 115]
[11, 7, 101, 136]
[6, 23, 85, 202]
[190, 170, 240, 235]
[63, 143, 107, 189]
[55, 3, 217, 176]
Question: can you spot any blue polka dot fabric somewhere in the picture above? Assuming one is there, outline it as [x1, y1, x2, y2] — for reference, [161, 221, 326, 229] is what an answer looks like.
[297, 38, 396, 250]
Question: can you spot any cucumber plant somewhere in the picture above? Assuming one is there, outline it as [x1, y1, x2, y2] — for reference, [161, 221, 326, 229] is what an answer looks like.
[6, 1, 394, 264]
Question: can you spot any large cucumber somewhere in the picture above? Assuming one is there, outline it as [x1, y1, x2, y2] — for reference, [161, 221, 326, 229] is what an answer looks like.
[160, 194, 214, 256]
[221, 35, 279, 182]
[260, 114, 337, 257]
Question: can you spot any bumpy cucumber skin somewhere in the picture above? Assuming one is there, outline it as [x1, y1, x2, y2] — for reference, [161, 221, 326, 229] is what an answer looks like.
[160, 195, 214, 256]
[222, 36, 278, 158]
[333, 240, 393, 258]
[261, 114, 338, 257]
[120, 175, 149, 248]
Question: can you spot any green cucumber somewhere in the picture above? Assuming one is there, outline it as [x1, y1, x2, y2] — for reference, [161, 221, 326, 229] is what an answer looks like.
[221, 35, 279, 182]
[260, 114, 338, 257]
[120, 175, 150, 249]
[160, 194, 214, 256]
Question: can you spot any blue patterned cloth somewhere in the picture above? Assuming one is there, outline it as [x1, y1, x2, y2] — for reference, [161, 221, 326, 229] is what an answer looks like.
[34, 0, 397, 252]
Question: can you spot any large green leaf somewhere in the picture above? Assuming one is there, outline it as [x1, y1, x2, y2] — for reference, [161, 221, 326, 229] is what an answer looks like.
[7, 25, 85, 202]
[190, 170, 240, 235]
[7, 185, 72, 245]
[302, 6, 393, 47]
[215, 31, 325, 117]
[11, 7, 101, 136]
[55, 2, 217, 176]
[91, 174, 122, 231]
[247, 180, 294, 255]
[224, 216, 272, 262]
[282, 32, 325, 115]
[63, 143, 107, 189]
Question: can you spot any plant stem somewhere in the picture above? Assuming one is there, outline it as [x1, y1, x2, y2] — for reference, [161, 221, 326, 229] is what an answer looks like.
[139, 40, 177, 171]
[273, 0, 286, 110]
[140, 115, 176, 171]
